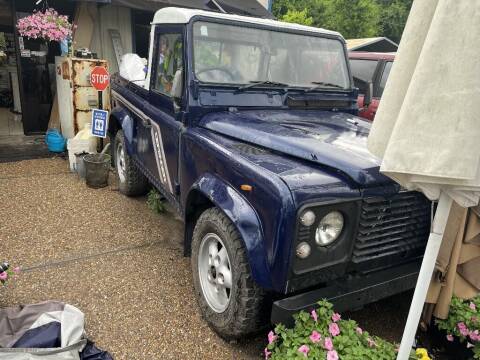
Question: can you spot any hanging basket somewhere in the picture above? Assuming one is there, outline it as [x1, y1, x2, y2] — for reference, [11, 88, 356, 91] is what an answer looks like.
[16, 8, 73, 43]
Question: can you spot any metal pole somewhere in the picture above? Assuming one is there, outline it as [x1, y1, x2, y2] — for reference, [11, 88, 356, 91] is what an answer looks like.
[397, 191, 453, 359]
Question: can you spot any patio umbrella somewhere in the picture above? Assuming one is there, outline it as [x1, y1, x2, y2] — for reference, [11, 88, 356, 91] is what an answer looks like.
[367, 0, 480, 358]
[422, 203, 480, 323]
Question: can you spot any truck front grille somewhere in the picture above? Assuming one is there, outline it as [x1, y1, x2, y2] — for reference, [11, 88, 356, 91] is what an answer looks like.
[352, 192, 431, 268]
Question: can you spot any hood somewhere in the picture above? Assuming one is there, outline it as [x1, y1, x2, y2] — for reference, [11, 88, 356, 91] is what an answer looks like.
[199, 110, 392, 187]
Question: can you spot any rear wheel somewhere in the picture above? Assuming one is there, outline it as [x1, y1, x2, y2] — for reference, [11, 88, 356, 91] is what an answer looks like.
[191, 207, 269, 339]
[113, 130, 148, 196]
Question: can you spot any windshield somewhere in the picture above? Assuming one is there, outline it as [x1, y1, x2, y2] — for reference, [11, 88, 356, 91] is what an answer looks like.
[192, 21, 350, 90]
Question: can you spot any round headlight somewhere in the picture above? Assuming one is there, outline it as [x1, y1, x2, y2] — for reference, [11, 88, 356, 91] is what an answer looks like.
[296, 242, 311, 259]
[315, 211, 344, 246]
[300, 210, 316, 227]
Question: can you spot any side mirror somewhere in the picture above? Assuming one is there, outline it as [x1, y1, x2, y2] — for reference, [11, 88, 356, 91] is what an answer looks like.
[364, 81, 373, 107]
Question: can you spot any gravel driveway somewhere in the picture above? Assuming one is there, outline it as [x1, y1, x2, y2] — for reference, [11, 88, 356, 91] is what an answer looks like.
[0, 158, 412, 359]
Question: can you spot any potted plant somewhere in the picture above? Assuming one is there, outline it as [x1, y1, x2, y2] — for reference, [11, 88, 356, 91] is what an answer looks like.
[16, 8, 73, 43]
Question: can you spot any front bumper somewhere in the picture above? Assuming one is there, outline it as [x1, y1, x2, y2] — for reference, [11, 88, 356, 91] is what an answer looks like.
[271, 262, 420, 326]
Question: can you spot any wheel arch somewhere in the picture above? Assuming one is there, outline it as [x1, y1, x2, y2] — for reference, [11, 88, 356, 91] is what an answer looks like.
[184, 173, 272, 289]
[109, 107, 135, 155]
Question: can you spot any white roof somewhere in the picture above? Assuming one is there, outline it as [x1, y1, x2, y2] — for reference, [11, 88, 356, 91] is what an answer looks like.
[152, 7, 342, 38]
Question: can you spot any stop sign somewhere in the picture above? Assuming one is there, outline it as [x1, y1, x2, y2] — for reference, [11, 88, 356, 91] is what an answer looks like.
[90, 66, 110, 91]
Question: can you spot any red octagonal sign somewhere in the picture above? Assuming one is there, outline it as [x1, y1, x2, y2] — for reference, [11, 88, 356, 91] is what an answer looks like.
[90, 66, 110, 91]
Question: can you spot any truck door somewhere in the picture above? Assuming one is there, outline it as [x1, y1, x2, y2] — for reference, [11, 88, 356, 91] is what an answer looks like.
[136, 26, 185, 199]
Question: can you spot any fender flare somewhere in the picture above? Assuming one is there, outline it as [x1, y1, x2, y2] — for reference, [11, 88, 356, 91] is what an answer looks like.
[186, 173, 272, 289]
[109, 107, 135, 155]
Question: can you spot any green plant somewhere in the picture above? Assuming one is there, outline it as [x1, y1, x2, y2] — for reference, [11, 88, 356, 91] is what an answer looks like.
[146, 189, 166, 214]
[436, 296, 480, 359]
[281, 9, 314, 26]
[265, 300, 399, 359]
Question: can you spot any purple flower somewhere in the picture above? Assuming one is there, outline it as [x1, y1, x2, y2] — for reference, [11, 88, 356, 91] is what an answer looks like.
[470, 302, 477, 311]
[446, 334, 454, 342]
[298, 345, 309, 357]
[264, 347, 271, 359]
[328, 322, 340, 337]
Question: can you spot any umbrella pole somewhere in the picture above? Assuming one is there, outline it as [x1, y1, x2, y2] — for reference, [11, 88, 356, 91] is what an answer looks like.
[397, 191, 453, 360]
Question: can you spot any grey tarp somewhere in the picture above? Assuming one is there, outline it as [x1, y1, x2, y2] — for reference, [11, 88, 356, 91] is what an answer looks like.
[0, 301, 110, 360]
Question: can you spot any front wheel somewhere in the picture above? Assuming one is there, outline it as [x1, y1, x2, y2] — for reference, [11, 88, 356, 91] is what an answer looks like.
[113, 130, 149, 196]
[191, 208, 269, 339]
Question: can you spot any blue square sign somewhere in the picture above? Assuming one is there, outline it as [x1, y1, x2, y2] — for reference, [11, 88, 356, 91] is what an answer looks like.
[91, 109, 109, 138]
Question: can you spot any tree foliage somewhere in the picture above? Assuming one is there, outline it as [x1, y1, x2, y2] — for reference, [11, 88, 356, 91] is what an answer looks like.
[272, 0, 412, 42]
[281, 9, 313, 26]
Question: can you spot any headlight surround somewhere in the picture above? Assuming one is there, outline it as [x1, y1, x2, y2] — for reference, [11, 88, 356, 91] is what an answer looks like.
[315, 211, 344, 246]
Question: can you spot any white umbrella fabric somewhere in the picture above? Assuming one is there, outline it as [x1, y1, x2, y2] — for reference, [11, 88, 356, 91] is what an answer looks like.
[367, 0, 480, 359]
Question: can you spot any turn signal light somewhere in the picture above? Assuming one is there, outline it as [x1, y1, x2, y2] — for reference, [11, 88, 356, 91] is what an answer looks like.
[240, 184, 253, 192]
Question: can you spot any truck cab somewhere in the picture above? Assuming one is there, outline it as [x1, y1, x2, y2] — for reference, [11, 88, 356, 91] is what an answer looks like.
[109, 7, 430, 339]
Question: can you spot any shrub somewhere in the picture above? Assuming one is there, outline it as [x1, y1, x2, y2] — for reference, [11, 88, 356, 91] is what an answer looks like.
[436, 296, 480, 359]
[147, 189, 166, 214]
[265, 300, 399, 360]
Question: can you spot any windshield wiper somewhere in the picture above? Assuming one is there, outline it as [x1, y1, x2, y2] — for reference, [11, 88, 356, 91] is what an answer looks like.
[304, 81, 345, 92]
[236, 80, 289, 92]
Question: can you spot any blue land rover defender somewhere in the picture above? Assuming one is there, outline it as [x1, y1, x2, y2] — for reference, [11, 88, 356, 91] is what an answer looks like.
[109, 7, 430, 339]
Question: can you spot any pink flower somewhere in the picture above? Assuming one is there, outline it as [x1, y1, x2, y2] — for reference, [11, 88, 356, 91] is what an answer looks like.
[309, 330, 322, 343]
[267, 330, 277, 344]
[469, 330, 480, 342]
[13, 267, 20, 274]
[264, 347, 271, 359]
[311, 309, 318, 322]
[328, 322, 340, 337]
[458, 322, 469, 337]
[323, 337, 334, 351]
[470, 302, 477, 311]
[356, 327, 363, 335]
[446, 334, 454, 342]
[367, 338, 376, 348]
[331, 313, 341, 322]
[0, 272, 7, 281]
[298, 345, 309, 357]
[326, 350, 339, 360]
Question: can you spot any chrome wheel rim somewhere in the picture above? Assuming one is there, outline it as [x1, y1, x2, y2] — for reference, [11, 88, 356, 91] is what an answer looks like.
[116, 142, 126, 183]
[198, 233, 232, 313]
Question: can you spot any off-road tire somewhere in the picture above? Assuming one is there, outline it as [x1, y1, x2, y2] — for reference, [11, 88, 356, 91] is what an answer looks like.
[191, 207, 269, 340]
[113, 130, 149, 196]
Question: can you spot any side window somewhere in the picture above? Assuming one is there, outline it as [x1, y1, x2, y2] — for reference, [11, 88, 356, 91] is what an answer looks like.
[378, 61, 393, 97]
[153, 32, 183, 96]
[350, 59, 377, 94]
